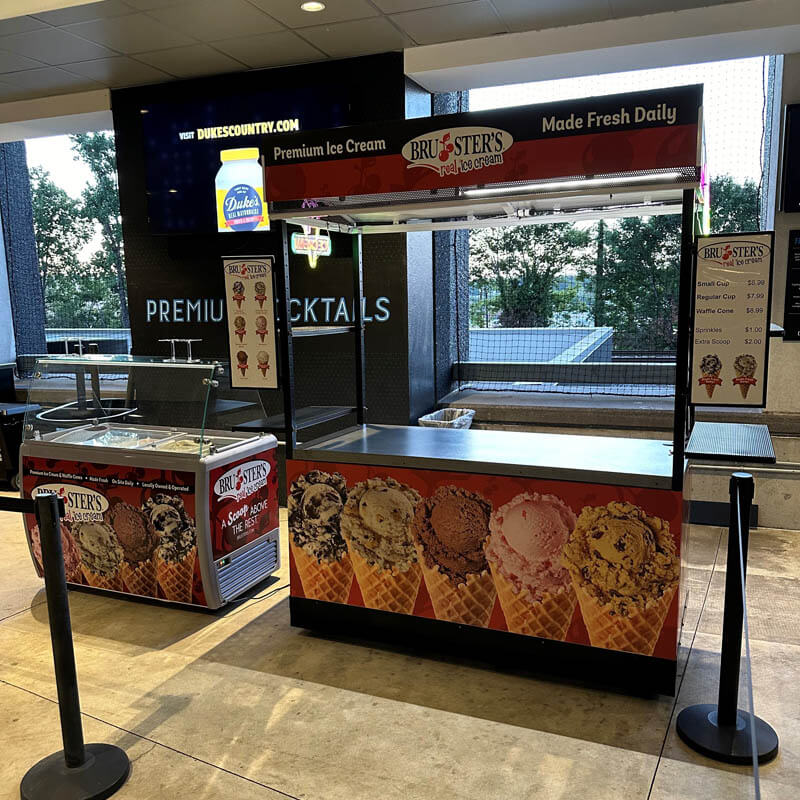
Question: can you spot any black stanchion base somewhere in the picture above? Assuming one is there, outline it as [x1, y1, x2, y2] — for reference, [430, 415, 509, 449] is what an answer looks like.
[676, 703, 779, 765]
[21, 743, 130, 800]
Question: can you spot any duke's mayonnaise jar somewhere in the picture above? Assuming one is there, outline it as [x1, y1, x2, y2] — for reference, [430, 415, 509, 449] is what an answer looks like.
[215, 148, 269, 233]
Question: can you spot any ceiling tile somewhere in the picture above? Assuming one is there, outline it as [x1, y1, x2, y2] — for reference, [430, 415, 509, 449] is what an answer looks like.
[300, 17, 411, 58]
[390, 1, 506, 45]
[212, 30, 325, 69]
[63, 12, 195, 53]
[123, 0, 186, 8]
[372, 0, 456, 11]
[249, 0, 378, 29]
[136, 44, 246, 77]
[148, 0, 283, 42]
[609, 0, 734, 18]
[64, 55, 171, 86]
[0, 66, 103, 98]
[0, 27, 117, 65]
[493, 0, 612, 33]
[31, 1, 136, 26]
[0, 17, 48, 37]
[0, 50, 45, 73]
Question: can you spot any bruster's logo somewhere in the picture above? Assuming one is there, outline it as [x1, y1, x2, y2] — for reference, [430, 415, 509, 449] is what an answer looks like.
[401, 126, 513, 177]
[214, 460, 270, 502]
[699, 240, 769, 266]
[33, 484, 108, 523]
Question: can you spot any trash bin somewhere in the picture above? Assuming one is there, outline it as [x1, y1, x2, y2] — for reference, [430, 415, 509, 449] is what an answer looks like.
[418, 407, 475, 429]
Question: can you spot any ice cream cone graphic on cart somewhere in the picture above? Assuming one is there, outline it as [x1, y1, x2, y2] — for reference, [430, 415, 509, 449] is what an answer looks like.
[413, 486, 496, 627]
[486, 492, 577, 640]
[144, 494, 197, 604]
[733, 353, 757, 399]
[73, 521, 124, 591]
[106, 501, 159, 597]
[289, 471, 353, 603]
[562, 501, 679, 656]
[341, 477, 422, 614]
[698, 353, 722, 399]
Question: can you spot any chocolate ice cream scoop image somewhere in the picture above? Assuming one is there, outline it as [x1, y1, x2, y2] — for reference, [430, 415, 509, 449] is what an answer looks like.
[30, 522, 83, 583]
[237, 350, 248, 376]
[414, 486, 491, 584]
[105, 502, 159, 563]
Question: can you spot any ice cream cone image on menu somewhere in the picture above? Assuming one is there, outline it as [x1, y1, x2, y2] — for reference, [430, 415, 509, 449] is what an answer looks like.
[254, 280, 267, 309]
[232, 280, 245, 309]
[256, 315, 268, 342]
[73, 521, 124, 591]
[733, 353, 757, 399]
[698, 353, 723, 399]
[413, 486, 495, 627]
[234, 315, 246, 343]
[236, 350, 248, 377]
[341, 477, 422, 614]
[486, 493, 577, 640]
[144, 494, 197, 603]
[257, 351, 269, 376]
[30, 522, 83, 583]
[289, 471, 353, 603]
[106, 502, 159, 597]
[562, 502, 679, 656]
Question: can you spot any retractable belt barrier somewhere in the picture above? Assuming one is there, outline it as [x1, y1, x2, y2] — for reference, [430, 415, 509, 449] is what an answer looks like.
[0, 492, 130, 799]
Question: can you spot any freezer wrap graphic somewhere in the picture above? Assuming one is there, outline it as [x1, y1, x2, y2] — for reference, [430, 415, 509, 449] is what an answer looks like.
[22, 457, 202, 604]
[288, 460, 683, 660]
[209, 450, 279, 561]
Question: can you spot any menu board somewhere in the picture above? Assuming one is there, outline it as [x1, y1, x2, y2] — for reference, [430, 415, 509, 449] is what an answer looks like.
[691, 233, 774, 407]
[782, 229, 800, 341]
[222, 256, 277, 389]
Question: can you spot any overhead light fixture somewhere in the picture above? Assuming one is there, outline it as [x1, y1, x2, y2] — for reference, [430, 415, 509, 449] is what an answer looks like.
[300, 1, 326, 11]
[464, 172, 684, 197]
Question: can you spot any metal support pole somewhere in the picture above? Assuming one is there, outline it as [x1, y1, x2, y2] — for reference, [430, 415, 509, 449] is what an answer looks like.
[352, 232, 366, 425]
[20, 492, 130, 800]
[717, 473, 753, 726]
[675, 473, 778, 765]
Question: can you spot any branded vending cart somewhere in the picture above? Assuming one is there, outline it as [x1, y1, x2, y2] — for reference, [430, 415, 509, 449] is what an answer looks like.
[261, 85, 705, 693]
[20, 355, 280, 609]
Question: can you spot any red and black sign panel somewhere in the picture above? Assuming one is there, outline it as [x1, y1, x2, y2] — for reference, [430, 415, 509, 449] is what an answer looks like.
[264, 85, 703, 203]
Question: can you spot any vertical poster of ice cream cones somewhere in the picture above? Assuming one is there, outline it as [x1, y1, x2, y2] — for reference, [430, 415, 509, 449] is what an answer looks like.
[222, 256, 277, 389]
[691, 233, 774, 407]
[287, 459, 685, 662]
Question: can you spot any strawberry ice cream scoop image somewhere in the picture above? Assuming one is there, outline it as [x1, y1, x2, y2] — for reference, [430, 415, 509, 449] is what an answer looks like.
[486, 493, 577, 600]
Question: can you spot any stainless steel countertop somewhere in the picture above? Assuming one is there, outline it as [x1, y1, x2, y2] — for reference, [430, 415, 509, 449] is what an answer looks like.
[296, 425, 675, 489]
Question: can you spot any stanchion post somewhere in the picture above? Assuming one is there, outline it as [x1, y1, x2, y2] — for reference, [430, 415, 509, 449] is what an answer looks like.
[675, 472, 779, 765]
[20, 491, 130, 800]
[35, 490, 86, 767]
[717, 472, 753, 727]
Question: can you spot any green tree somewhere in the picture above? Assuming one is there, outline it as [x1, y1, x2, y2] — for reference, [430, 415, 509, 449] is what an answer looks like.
[470, 224, 590, 327]
[709, 175, 759, 233]
[70, 132, 128, 327]
[28, 166, 92, 298]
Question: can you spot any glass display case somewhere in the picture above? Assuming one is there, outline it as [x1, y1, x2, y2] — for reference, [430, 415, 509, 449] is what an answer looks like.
[20, 356, 281, 609]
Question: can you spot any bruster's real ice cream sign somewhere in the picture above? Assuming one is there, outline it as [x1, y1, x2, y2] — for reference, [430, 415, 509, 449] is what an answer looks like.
[213, 460, 270, 502]
[33, 483, 108, 523]
[401, 126, 513, 177]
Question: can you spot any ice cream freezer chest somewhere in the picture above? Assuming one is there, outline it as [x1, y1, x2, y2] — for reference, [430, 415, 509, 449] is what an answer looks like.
[286, 425, 688, 694]
[20, 430, 280, 609]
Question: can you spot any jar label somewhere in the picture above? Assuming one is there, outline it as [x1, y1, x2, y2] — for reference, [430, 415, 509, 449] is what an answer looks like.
[216, 183, 270, 232]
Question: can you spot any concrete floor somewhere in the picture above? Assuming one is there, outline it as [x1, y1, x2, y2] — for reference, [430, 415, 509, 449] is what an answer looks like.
[1, 497, 798, 799]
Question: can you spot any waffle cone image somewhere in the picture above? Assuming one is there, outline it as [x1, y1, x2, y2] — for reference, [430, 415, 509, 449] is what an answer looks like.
[81, 565, 123, 592]
[491, 562, 576, 639]
[350, 548, 421, 613]
[120, 557, 157, 597]
[704, 372, 720, 399]
[562, 501, 679, 657]
[738, 383, 751, 399]
[291, 540, 353, 603]
[417, 548, 495, 626]
[157, 547, 197, 603]
[573, 581, 676, 655]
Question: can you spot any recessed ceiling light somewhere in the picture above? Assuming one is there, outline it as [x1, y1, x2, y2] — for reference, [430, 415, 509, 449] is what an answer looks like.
[301, 1, 326, 11]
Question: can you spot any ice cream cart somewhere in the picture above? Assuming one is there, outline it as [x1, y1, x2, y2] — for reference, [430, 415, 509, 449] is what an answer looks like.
[259, 85, 705, 693]
[19, 355, 280, 609]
